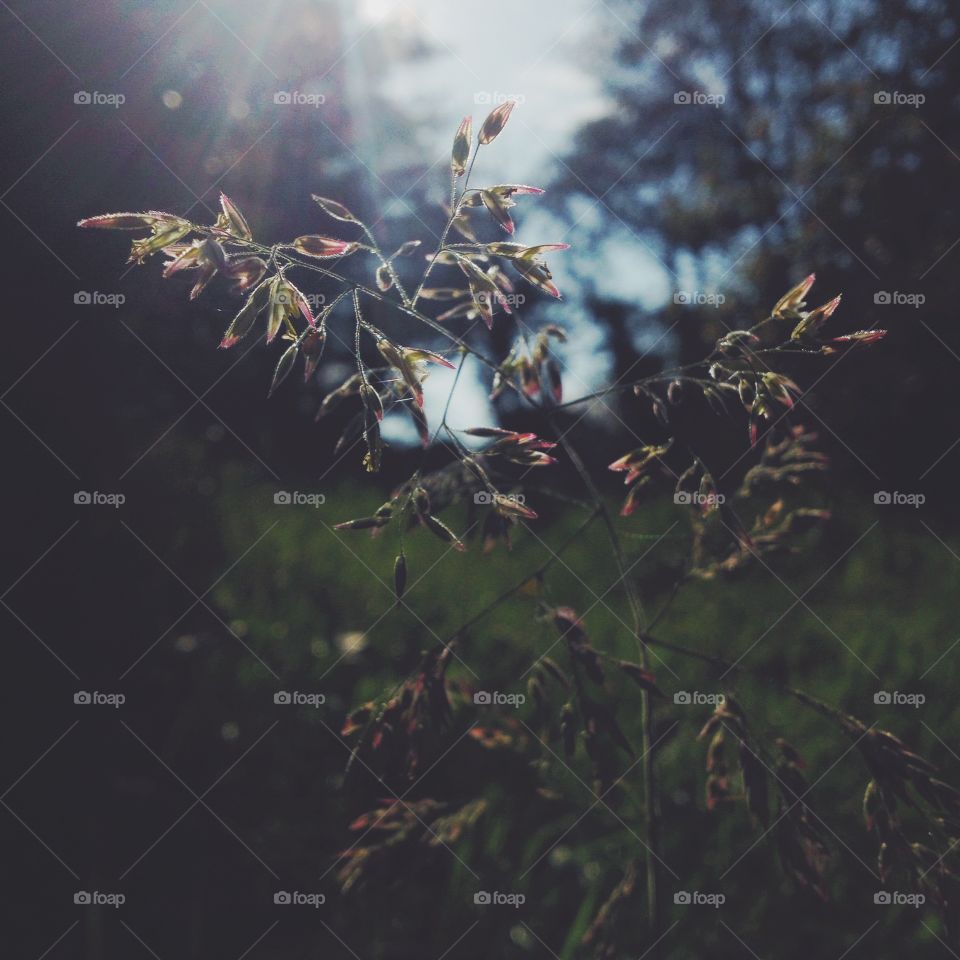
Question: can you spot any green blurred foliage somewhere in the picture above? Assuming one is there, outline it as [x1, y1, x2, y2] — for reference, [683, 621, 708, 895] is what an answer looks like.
[186, 463, 959, 958]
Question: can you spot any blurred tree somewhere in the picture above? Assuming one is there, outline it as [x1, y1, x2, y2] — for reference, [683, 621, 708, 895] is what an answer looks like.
[551, 0, 960, 498]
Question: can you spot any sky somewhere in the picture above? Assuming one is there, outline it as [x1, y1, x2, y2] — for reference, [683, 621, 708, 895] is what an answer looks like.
[356, 0, 614, 180]
[343, 0, 675, 439]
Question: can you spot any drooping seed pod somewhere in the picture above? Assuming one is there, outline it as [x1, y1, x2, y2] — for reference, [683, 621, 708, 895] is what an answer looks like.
[375, 263, 393, 291]
[394, 553, 407, 601]
[268, 341, 299, 397]
[220, 280, 271, 349]
[451, 116, 472, 176]
[225, 256, 267, 293]
[480, 190, 515, 235]
[423, 514, 466, 552]
[616, 660, 663, 697]
[311, 195, 358, 222]
[78, 211, 180, 231]
[293, 235, 359, 259]
[300, 325, 327, 382]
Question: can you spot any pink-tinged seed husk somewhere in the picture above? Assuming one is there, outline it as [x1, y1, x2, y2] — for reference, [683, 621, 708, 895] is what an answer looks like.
[301, 326, 327, 382]
[523, 243, 570, 257]
[128, 222, 193, 263]
[493, 494, 537, 520]
[463, 427, 520, 438]
[403, 348, 456, 369]
[162, 242, 202, 277]
[491, 184, 545, 198]
[78, 212, 176, 230]
[831, 329, 887, 345]
[479, 99, 517, 145]
[293, 235, 359, 258]
[219, 193, 252, 240]
[608, 452, 636, 472]
[480, 190, 515, 235]
[790, 293, 842, 340]
[772, 272, 816, 320]
[225, 256, 267, 292]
